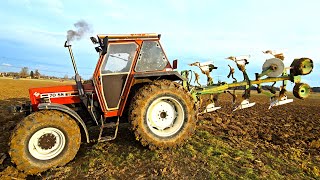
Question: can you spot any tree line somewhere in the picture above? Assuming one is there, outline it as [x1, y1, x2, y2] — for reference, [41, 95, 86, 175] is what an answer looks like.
[19, 67, 41, 78]
[1, 67, 70, 80]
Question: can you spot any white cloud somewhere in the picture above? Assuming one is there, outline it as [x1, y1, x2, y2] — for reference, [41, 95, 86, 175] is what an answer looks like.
[28, 28, 65, 37]
[106, 12, 128, 20]
[2, 26, 65, 48]
[99, 0, 128, 9]
[165, 0, 189, 13]
[2, 63, 12, 67]
[34, 64, 49, 70]
[38, 0, 64, 14]
[8, 0, 31, 9]
[8, 0, 64, 15]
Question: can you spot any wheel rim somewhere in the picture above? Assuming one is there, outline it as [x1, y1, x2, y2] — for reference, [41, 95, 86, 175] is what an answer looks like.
[28, 127, 66, 160]
[298, 84, 310, 98]
[300, 59, 313, 75]
[146, 96, 185, 137]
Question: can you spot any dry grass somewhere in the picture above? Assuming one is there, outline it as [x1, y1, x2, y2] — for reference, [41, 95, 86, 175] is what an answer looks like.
[0, 77, 73, 100]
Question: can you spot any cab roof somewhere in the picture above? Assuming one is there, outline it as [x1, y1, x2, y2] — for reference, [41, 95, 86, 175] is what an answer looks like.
[97, 33, 161, 41]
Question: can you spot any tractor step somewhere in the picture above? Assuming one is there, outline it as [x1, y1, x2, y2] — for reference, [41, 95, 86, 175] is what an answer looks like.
[101, 122, 117, 128]
[99, 136, 115, 142]
[98, 117, 119, 142]
[233, 99, 256, 111]
[269, 96, 293, 109]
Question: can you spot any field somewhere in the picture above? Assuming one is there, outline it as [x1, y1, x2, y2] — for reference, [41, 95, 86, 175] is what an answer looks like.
[0, 78, 319, 179]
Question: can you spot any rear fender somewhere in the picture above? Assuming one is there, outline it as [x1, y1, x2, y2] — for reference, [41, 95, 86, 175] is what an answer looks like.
[38, 103, 90, 143]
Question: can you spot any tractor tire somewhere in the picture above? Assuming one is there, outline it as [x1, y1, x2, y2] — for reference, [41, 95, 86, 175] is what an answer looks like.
[129, 79, 197, 149]
[9, 110, 81, 175]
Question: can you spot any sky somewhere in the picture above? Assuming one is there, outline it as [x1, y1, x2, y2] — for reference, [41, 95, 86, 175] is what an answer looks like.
[0, 0, 319, 88]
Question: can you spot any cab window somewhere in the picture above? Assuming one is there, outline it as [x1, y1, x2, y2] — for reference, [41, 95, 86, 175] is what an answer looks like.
[101, 42, 138, 74]
[135, 41, 168, 72]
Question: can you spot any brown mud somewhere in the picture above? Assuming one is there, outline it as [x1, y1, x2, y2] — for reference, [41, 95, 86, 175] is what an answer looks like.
[0, 78, 319, 179]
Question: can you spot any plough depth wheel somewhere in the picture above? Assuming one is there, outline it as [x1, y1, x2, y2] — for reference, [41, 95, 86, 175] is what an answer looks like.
[290, 58, 313, 75]
[293, 83, 311, 99]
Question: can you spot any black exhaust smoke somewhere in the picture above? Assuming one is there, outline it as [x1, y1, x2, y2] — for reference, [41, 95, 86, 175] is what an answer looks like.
[66, 20, 92, 42]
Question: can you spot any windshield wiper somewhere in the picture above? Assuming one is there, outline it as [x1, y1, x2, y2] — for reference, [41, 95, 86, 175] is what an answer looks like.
[109, 54, 128, 61]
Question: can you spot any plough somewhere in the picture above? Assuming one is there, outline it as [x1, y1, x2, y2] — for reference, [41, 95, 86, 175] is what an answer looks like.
[181, 51, 313, 112]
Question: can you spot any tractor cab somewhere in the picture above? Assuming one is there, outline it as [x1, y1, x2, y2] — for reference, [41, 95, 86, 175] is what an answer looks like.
[90, 34, 181, 117]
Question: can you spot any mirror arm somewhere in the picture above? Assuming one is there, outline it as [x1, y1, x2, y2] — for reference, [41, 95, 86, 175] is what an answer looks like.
[101, 37, 109, 55]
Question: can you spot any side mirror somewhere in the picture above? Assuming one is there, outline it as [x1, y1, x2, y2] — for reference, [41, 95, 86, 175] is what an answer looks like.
[172, 59, 178, 69]
[95, 47, 101, 53]
[90, 37, 99, 44]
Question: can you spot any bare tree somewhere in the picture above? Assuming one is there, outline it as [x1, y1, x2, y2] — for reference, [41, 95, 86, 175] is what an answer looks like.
[19, 67, 29, 78]
[34, 69, 40, 78]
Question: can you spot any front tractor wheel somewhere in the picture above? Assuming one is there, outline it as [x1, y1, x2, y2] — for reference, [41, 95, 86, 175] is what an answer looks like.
[129, 80, 196, 149]
[9, 110, 81, 175]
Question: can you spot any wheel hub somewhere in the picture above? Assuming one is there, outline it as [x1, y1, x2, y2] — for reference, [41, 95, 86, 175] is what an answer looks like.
[38, 133, 57, 150]
[149, 100, 176, 130]
[160, 112, 167, 118]
[146, 96, 185, 137]
[270, 64, 278, 71]
[28, 127, 66, 160]
[262, 58, 284, 77]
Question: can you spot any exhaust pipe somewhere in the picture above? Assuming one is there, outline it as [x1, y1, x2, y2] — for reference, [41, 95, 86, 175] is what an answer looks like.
[64, 41, 79, 75]
[64, 41, 84, 96]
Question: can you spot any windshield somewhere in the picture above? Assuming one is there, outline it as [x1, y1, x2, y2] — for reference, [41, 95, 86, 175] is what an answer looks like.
[101, 42, 138, 74]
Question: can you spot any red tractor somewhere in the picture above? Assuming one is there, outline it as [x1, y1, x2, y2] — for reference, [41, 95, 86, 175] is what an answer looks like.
[9, 34, 197, 174]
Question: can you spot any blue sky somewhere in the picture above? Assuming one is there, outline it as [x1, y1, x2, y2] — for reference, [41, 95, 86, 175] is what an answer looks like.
[0, 0, 318, 87]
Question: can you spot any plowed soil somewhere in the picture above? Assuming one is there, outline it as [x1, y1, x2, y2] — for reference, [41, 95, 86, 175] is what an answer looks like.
[0, 77, 319, 179]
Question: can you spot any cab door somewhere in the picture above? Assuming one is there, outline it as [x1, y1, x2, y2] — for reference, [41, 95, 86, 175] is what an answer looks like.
[98, 42, 138, 111]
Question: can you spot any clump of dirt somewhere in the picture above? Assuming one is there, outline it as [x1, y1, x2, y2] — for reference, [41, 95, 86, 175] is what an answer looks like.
[0, 166, 26, 180]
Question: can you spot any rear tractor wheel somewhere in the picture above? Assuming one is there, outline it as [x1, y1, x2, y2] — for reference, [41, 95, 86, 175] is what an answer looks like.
[9, 110, 81, 174]
[129, 80, 197, 149]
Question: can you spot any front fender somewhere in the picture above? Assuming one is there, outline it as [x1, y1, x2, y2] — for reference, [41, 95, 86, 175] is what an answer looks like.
[38, 103, 90, 143]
